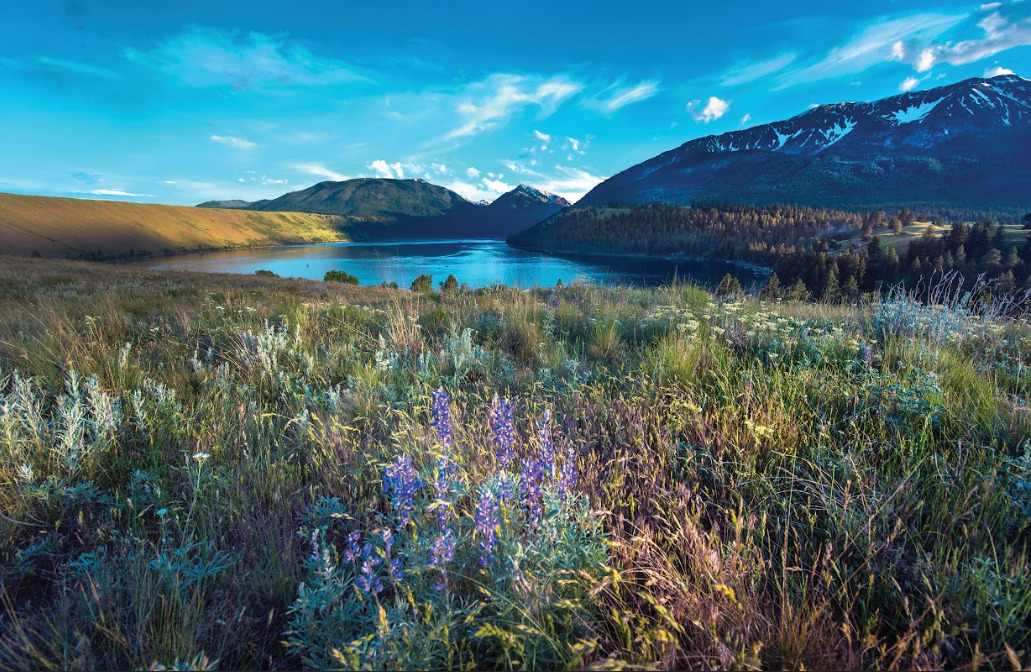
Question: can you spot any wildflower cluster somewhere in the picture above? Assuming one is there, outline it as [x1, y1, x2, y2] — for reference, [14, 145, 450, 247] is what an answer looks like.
[490, 393, 516, 467]
[383, 455, 422, 529]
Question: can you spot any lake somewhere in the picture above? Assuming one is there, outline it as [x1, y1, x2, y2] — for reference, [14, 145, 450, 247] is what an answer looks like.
[135, 239, 763, 289]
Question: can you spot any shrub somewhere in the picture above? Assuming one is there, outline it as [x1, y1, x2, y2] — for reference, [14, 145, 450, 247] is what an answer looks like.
[410, 274, 433, 293]
[324, 270, 359, 285]
[254, 269, 278, 277]
[439, 274, 459, 293]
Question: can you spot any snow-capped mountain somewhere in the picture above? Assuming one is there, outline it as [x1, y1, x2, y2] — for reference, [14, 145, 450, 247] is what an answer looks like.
[484, 184, 571, 234]
[578, 74, 1031, 214]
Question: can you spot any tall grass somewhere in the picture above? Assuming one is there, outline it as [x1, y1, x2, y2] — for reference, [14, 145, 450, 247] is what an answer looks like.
[0, 256, 1028, 670]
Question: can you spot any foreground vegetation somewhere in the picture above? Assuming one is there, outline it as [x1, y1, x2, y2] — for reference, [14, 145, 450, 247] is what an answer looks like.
[0, 256, 1029, 670]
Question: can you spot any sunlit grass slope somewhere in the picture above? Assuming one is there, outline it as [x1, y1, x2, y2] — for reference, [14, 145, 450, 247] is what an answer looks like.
[0, 192, 350, 259]
[0, 256, 1029, 670]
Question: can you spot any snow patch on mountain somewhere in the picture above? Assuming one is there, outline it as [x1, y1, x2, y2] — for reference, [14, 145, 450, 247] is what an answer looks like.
[891, 98, 944, 124]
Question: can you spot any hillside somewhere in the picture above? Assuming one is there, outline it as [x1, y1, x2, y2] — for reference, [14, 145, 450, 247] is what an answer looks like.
[578, 74, 1031, 216]
[200, 178, 486, 239]
[199, 179, 569, 239]
[0, 192, 350, 259]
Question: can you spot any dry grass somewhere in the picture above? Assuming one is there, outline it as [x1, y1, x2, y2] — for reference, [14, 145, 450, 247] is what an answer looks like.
[0, 192, 350, 259]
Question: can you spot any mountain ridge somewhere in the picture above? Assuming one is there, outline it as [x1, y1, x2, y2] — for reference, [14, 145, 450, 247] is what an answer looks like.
[577, 74, 1031, 214]
[198, 179, 569, 239]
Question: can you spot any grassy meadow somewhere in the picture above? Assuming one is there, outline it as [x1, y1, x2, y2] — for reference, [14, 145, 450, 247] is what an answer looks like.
[0, 255, 1029, 670]
[0, 193, 350, 260]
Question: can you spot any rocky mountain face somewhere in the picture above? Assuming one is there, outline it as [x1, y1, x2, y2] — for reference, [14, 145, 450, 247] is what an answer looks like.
[577, 74, 1031, 215]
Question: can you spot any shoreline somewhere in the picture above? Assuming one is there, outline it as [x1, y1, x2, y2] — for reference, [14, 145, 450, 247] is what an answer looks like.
[505, 238, 773, 276]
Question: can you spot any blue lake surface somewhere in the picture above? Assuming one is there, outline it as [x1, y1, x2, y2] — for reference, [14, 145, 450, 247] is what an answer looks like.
[136, 239, 762, 289]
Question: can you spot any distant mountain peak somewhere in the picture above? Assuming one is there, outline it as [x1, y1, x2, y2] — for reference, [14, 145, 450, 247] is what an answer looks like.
[503, 184, 571, 206]
[577, 74, 1031, 214]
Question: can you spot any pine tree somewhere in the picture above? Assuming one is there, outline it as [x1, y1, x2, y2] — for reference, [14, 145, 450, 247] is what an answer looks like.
[821, 265, 840, 304]
[759, 272, 780, 300]
[716, 273, 743, 298]
[786, 278, 810, 302]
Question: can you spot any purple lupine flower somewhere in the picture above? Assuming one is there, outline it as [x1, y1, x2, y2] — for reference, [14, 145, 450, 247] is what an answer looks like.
[491, 393, 516, 467]
[858, 344, 873, 366]
[343, 531, 361, 562]
[474, 488, 501, 567]
[382, 528, 405, 583]
[383, 454, 423, 529]
[428, 526, 457, 591]
[551, 296, 559, 309]
[433, 473, 452, 531]
[355, 540, 384, 596]
[519, 457, 546, 525]
[538, 409, 556, 482]
[558, 446, 578, 499]
[431, 387, 453, 447]
[571, 295, 581, 306]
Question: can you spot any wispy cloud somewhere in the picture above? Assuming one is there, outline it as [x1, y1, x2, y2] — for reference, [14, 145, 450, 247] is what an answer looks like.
[720, 54, 795, 86]
[2, 56, 120, 79]
[899, 76, 919, 91]
[123, 26, 367, 91]
[91, 188, 149, 197]
[774, 13, 965, 88]
[442, 73, 582, 141]
[210, 134, 256, 149]
[466, 167, 481, 178]
[536, 166, 607, 202]
[293, 163, 350, 181]
[585, 80, 661, 113]
[911, 11, 1031, 72]
[687, 96, 730, 122]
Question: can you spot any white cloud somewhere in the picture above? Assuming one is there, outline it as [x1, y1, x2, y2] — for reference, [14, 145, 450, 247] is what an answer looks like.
[161, 180, 177, 184]
[123, 26, 366, 90]
[444, 179, 512, 203]
[913, 11, 1031, 72]
[985, 65, 1015, 76]
[587, 81, 660, 113]
[443, 73, 582, 140]
[293, 163, 350, 181]
[91, 189, 148, 197]
[368, 160, 424, 179]
[740, 113, 752, 125]
[687, 96, 730, 123]
[210, 134, 256, 149]
[536, 166, 608, 203]
[369, 160, 404, 179]
[899, 76, 922, 91]
[482, 177, 515, 194]
[431, 163, 449, 175]
[533, 129, 552, 143]
[981, 3, 1002, 11]
[720, 54, 796, 86]
[466, 167, 481, 178]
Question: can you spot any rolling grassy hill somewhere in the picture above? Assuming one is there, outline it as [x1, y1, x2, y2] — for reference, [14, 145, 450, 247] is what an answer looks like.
[0, 192, 351, 259]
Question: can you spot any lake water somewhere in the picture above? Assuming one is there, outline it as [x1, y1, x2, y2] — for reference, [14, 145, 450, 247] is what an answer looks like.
[136, 239, 762, 289]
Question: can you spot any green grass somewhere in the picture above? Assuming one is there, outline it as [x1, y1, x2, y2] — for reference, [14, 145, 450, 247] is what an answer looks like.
[0, 255, 1029, 670]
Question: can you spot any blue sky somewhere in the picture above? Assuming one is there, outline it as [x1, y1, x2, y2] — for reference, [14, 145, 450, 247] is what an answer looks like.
[2, 0, 1030, 204]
